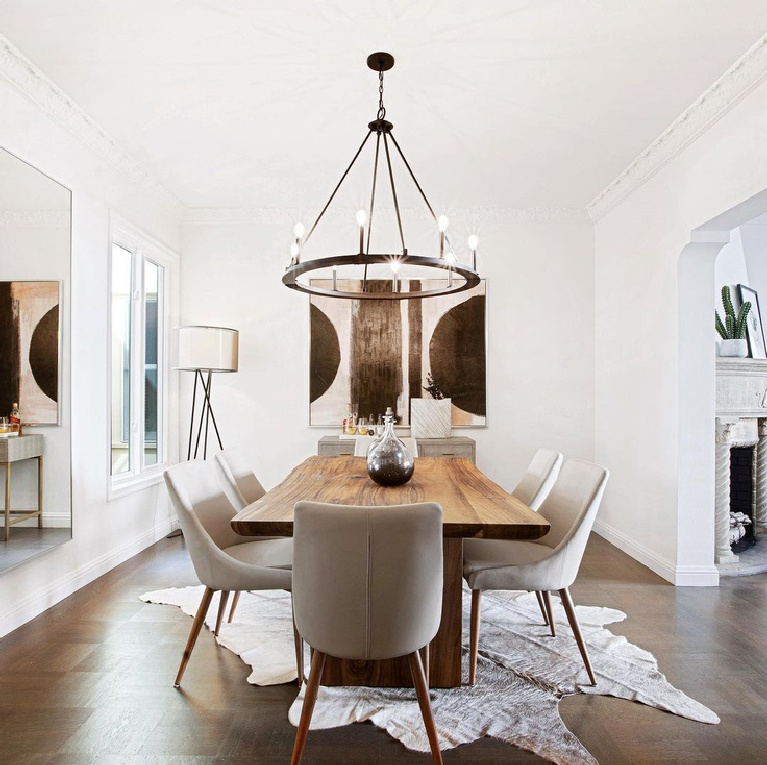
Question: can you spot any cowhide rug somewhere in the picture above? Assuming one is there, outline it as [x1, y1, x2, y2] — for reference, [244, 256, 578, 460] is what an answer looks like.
[141, 586, 718, 765]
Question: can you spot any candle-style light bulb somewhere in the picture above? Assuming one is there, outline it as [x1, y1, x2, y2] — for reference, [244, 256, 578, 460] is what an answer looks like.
[356, 209, 366, 253]
[438, 215, 449, 232]
[293, 222, 305, 240]
[390, 259, 401, 292]
[468, 234, 479, 270]
[332, 265, 337, 291]
[289, 241, 300, 264]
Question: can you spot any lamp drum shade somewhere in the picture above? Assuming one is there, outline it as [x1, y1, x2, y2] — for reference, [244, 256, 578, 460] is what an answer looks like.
[175, 326, 239, 372]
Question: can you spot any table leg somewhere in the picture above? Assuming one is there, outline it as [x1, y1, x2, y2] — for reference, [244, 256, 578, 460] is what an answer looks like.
[321, 538, 464, 688]
[37, 455, 43, 529]
[4, 462, 9, 542]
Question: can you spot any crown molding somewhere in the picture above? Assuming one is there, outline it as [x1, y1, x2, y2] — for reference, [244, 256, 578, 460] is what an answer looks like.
[183, 205, 590, 226]
[0, 210, 69, 226]
[588, 33, 767, 222]
[0, 34, 182, 212]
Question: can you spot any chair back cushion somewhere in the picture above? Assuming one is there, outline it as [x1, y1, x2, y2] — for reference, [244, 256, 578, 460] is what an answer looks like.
[292, 501, 442, 661]
[214, 449, 266, 510]
[537, 459, 609, 551]
[164, 460, 243, 586]
[512, 448, 563, 510]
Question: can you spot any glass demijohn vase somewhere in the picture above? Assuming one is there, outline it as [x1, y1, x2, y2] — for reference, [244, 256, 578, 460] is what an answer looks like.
[366, 407, 414, 486]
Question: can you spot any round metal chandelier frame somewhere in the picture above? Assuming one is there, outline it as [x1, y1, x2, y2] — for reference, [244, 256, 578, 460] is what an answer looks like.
[282, 52, 481, 301]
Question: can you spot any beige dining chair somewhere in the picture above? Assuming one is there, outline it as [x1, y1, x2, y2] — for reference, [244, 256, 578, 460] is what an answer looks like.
[463, 459, 608, 686]
[164, 460, 293, 687]
[509, 448, 563, 625]
[290, 501, 444, 765]
[353, 435, 419, 457]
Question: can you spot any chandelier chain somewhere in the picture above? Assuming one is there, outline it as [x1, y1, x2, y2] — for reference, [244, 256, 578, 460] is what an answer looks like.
[377, 70, 386, 120]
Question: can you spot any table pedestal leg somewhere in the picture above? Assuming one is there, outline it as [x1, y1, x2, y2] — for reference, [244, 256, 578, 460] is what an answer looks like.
[321, 538, 464, 688]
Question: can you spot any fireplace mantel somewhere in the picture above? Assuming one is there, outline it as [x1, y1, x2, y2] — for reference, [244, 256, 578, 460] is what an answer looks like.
[716, 358, 767, 418]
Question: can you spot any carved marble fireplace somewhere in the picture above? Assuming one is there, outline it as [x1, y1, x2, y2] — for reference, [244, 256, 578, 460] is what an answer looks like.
[715, 359, 767, 570]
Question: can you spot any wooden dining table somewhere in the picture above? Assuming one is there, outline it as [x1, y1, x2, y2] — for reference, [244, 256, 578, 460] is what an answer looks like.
[231, 455, 549, 688]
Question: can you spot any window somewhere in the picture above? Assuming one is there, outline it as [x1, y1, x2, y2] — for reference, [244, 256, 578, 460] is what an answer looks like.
[109, 217, 174, 495]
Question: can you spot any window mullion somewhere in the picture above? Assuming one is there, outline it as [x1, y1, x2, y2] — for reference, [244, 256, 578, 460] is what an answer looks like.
[131, 249, 145, 477]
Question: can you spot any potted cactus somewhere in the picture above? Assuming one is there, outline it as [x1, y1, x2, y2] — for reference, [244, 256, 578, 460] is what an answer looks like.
[716, 285, 751, 357]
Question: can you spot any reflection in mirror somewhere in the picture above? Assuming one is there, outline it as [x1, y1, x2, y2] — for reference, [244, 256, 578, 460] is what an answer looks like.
[0, 148, 72, 573]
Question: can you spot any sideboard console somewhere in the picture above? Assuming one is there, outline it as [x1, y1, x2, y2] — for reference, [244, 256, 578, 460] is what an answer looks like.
[318, 435, 476, 464]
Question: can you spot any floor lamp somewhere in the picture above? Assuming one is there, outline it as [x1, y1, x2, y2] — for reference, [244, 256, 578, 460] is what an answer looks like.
[175, 325, 239, 460]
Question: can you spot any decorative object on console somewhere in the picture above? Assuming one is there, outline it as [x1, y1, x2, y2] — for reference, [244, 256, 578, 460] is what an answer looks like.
[411, 397, 452, 439]
[716, 285, 750, 358]
[310, 279, 485, 427]
[366, 407, 414, 486]
[174, 325, 238, 459]
[738, 284, 766, 359]
[282, 52, 481, 302]
[0, 281, 61, 424]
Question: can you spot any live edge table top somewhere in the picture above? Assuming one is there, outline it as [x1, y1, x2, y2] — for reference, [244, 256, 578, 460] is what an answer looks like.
[231, 456, 549, 540]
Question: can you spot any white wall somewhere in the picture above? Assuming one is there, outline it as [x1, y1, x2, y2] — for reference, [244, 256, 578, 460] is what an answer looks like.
[594, 76, 767, 585]
[714, 226, 749, 305]
[0, 77, 182, 636]
[180, 215, 595, 493]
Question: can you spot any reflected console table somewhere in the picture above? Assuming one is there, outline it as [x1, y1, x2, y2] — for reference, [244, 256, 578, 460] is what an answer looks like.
[1, 434, 44, 541]
[318, 435, 476, 463]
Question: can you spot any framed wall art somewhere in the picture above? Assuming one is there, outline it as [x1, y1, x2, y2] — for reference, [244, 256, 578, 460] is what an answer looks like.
[309, 278, 486, 428]
[738, 284, 766, 359]
[0, 280, 62, 424]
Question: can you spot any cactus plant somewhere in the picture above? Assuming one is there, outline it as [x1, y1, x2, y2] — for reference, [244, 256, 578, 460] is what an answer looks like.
[716, 285, 751, 340]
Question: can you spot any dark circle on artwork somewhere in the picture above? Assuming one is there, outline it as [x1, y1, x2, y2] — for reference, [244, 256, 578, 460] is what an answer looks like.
[429, 295, 486, 417]
[310, 304, 340, 403]
[29, 306, 59, 402]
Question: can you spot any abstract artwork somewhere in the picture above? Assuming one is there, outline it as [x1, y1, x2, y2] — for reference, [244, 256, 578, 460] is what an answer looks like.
[310, 279, 486, 427]
[0, 281, 61, 424]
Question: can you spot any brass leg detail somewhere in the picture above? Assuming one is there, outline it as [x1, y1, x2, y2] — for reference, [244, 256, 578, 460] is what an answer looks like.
[407, 651, 444, 765]
[37, 455, 43, 529]
[290, 649, 327, 765]
[542, 591, 556, 637]
[469, 589, 481, 685]
[174, 586, 215, 687]
[559, 587, 597, 686]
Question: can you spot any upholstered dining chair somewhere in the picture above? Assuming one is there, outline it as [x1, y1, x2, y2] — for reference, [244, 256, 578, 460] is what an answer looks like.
[214, 448, 266, 510]
[164, 460, 293, 687]
[290, 501, 444, 765]
[353, 436, 419, 457]
[510, 448, 563, 625]
[463, 459, 608, 686]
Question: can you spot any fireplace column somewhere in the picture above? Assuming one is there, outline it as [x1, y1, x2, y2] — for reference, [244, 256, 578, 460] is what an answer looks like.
[756, 418, 767, 530]
[715, 419, 738, 564]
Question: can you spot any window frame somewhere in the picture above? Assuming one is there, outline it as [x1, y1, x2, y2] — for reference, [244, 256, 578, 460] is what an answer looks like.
[108, 215, 177, 499]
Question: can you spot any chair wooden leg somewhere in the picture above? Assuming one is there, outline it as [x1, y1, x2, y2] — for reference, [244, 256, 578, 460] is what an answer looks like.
[214, 590, 230, 637]
[559, 587, 597, 686]
[174, 586, 215, 687]
[227, 591, 241, 623]
[535, 590, 549, 625]
[293, 613, 304, 688]
[290, 649, 326, 765]
[469, 589, 482, 685]
[407, 651, 444, 765]
[420, 643, 430, 687]
[542, 590, 556, 637]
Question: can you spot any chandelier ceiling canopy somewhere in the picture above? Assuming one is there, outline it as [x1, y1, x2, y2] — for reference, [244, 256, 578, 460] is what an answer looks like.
[282, 52, 482, 301]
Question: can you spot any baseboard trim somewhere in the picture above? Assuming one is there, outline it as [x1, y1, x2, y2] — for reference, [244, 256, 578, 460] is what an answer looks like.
[593, 519, 718, 586]
[0, 516, 177, 637]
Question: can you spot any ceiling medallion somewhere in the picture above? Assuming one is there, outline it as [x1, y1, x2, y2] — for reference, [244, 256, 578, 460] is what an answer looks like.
[282, 52, 481, 301]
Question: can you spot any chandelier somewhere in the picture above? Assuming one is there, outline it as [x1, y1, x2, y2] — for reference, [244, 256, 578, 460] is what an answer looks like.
[282, 52, 481, 301]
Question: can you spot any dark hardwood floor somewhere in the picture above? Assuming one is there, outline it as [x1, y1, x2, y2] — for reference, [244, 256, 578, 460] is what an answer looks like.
[1, 533, 765, 764]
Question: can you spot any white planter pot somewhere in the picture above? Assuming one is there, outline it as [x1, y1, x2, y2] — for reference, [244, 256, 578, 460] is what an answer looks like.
[410, 398, 452, 439]
[719, 339, 748, 357]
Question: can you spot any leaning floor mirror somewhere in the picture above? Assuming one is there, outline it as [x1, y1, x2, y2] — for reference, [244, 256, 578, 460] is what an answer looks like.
[0, 148, 71, 572]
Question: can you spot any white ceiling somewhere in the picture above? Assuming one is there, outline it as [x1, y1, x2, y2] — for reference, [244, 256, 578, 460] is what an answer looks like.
[1, 1, 767, 210]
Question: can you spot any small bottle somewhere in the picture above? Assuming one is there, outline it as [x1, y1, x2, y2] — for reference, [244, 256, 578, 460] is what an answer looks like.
[368, 413, 376, 435]
[343, 403, 354, 435]
[10, 402, 20, 435]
